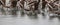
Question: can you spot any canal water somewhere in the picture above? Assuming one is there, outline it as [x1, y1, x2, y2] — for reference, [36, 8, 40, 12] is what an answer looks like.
[0, 14, 60, 25]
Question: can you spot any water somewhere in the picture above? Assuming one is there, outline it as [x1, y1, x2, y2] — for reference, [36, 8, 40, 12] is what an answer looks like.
[0, 14, 60, 25]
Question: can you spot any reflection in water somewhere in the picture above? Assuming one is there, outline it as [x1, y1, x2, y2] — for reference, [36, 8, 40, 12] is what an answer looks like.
[57, 16, 60, 21]
[28, 15, 38, 19]
[11, 7, 18, 15]
[20, 10, 25, 17]
[0, 14, 60, 25]
[49, 16, 56, 20]
[1, 7, 60, 21]
[0, 8, 6, 15]
[11, 10, 17, 15]
[49, 15, 60, 20]
[0, 12, 60, 25]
